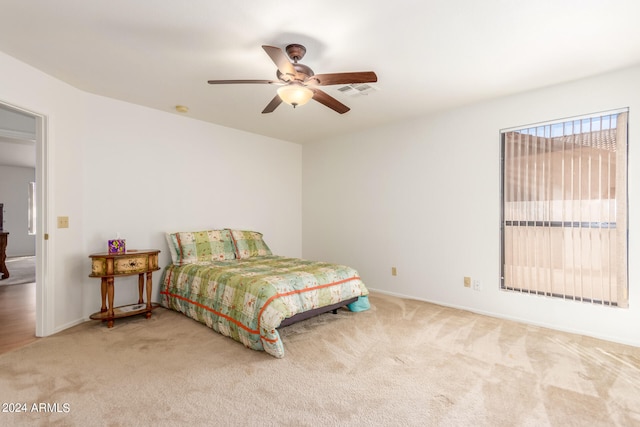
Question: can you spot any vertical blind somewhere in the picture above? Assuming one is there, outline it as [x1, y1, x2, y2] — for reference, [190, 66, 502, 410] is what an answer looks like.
[501, 110, 628, 307]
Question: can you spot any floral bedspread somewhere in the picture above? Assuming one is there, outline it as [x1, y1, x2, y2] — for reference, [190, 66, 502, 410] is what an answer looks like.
[159, 256, 368, 358]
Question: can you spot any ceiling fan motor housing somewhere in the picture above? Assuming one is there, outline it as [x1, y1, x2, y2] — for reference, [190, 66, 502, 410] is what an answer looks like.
[277, 63, 314, 82]
[285, 44, 307, 61]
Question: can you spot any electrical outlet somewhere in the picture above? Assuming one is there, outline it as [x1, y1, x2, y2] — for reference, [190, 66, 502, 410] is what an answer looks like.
[391, 267, 397, 276]
[57, 216, 69, 228]
[464, 276, 471, 288]
[473, 279, 482, 291]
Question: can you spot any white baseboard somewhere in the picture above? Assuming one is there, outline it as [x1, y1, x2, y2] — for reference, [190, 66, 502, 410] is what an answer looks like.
[366, 287, 640, 348]
[51, 318, 86, 335]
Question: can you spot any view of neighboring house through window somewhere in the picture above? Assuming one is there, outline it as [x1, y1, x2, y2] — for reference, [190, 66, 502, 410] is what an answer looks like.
[500, 109, 628, 307]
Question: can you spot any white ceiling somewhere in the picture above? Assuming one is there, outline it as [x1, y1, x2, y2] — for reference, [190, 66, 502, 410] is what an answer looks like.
[1, 1, 640, 145]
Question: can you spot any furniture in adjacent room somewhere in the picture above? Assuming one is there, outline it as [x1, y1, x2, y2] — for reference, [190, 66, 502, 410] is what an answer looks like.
[88, 249, 160, 328]
[0, 231, 8, 280]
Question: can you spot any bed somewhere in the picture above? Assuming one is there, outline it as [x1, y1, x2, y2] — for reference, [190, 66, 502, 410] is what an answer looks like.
[159, 229, 369, 358]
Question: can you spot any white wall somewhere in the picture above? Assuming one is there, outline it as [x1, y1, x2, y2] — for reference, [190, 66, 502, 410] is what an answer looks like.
[0, 166, 35, 256]
[81, 95, 302, 311]
[3, 43, 637, 346]
[302, 65, 640, 347]
[0, 51, 87, 333]
[0, 51, 301, 334]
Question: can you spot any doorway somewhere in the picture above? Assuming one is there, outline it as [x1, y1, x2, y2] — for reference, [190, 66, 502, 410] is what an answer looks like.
[0, 101, 49, 352]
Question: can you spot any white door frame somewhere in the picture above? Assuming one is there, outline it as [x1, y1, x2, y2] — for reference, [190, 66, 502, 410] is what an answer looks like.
[34, 111, 52, 336]
[1, 100, 52, 337]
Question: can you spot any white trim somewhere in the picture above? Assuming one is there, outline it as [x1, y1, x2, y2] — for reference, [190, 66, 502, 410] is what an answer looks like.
[0, 100, 52, 337]
[0, 128, 36, 143]
[51, 318, 84, 335]
[367, 287, 640, 348]
[500, 107, 630, 133]
[35, 112, 53, 336]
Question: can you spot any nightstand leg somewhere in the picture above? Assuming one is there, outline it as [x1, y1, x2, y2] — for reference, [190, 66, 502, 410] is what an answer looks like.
[137, 273, 144, 304]
[107, 277, 115, 328]
[145, 271, 153, 318]
[100, 278, 108, 312]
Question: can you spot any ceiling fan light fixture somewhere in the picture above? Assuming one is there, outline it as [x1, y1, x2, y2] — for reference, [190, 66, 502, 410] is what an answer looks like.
[277, 84, 313, 108]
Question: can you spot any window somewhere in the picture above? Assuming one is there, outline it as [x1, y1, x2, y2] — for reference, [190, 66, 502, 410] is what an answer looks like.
[500, 110, 628, 307]
[28, 181, 36, 235]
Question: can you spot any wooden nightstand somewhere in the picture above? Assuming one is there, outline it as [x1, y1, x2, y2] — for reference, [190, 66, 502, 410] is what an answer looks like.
[89, 249, 160, 327]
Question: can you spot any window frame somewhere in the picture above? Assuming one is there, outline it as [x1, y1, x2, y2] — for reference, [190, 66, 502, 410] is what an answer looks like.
[499, 108, 629, 307]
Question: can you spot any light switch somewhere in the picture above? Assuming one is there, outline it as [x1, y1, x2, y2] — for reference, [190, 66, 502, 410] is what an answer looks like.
[57, 216, 69, 228]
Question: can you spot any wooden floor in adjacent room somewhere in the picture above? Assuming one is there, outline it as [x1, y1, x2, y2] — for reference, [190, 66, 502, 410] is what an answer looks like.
[0, 281, 37, 354]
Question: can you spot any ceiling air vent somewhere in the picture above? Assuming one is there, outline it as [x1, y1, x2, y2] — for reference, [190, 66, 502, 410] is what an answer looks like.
[336, 83, 377, 97]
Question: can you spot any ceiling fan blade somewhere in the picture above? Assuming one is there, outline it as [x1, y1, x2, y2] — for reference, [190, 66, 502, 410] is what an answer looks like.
[307, 71, 378, 86]
[262, 45, 296, 79]
[207, 79, 279, 85]
[312, 89, 350, 114]
[261, 95, 282, 114]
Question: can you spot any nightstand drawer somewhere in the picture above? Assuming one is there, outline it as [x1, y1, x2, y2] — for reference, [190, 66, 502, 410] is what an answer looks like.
[114, 255, 148, 274]
[89, 250, 159, 277]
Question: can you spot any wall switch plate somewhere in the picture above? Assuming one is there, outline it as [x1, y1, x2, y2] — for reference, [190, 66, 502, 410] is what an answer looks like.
[391, 267, 397, 276]
[464, 276, 471, 287]
[57, 216, 69, 228]
[473, 279, 482, 291]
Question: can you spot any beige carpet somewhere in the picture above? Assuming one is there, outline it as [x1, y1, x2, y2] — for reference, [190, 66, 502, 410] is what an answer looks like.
[0, 292, 638, 426]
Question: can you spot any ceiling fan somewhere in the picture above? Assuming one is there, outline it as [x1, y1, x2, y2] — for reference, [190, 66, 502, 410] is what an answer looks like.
[207, 44, 377, 114]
